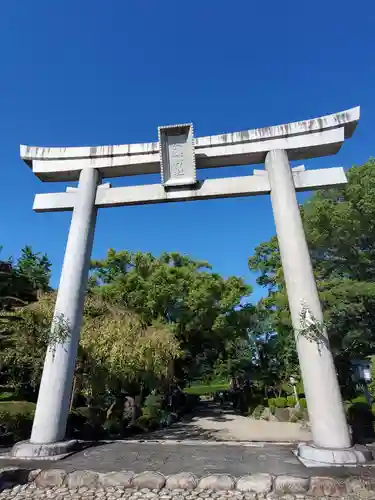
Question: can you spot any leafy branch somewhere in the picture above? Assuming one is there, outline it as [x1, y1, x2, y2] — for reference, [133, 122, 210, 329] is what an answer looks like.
[49, 313, 71, 357]
[298, 300, 329, 354]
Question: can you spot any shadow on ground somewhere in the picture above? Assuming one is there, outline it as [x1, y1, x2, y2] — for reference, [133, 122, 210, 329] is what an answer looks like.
[133, 402, 235, 441]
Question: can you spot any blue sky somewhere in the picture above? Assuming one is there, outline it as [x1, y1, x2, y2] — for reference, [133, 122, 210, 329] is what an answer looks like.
[0, 0, 374, 302]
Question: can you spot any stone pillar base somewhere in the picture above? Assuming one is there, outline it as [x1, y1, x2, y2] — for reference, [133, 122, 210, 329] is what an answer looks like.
[10, 440, 78, 461]
[297, 443, 373, 467]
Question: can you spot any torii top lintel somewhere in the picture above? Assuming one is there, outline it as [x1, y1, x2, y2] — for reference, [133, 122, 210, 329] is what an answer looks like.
[21, 107, 359, 182]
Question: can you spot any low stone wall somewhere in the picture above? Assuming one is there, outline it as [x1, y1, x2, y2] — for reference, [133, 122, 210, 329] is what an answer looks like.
[1, 467, 375, 498]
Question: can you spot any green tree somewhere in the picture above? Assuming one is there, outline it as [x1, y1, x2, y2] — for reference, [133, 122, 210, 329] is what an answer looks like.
[0, 245, 52, 379]
[248, 159, 375, 394]
[0, 292, 55, 396]
[0, 247, 38, 311]
[16, 245, 51, 294]
[3, 293, 182, 406]
[90, 250, 253, 383]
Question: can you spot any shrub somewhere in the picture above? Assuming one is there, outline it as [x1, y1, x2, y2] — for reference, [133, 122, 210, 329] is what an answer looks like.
[184, 383, 229, 396]
[281, 383, 294, 395]
[142, 391, 163, 419]
[298, 398, 307, 409]
[0, 408, 34, 444]
[67, 406, 107, 440]
[348, 402, 374, 442]
[274, 397, 287, 408]
[77, 406, 106, 426]
[351, 395, 369, 405]
[0, 401, 36, 415]
[66, 409, 88, 438]
[251, 405, 265, 419]
[267, 397, 287, 408]
[296, 381, 304, 395]
[158, 410, 174, 427]
[136, 415, 158, 431]
[286, 396, 296, 407]
[102, 418, 124, 437]
[0, 392, 15, 401]
[185, 394, 200, 412]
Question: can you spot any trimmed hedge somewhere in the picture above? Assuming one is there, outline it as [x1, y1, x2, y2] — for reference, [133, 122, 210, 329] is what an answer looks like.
[267, 397, 307, 409]
[299, 398, 307, 409]
[0, 391, 202, 444]
[184, 383, 228, 396]
[286, 396, 296, 407]
[0, 401, 36, 415]
[0, 405, 35, 445]
[350, 395, 369, 405]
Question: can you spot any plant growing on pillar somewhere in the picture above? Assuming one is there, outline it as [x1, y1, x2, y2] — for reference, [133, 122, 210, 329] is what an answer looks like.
[298, 300, 328, 354]
[49, 312, 71, 358]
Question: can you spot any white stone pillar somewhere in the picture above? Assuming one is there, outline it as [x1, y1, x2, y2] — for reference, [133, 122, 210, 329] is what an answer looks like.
[265, 149, 351, 450]
[30, 168, 99, 444]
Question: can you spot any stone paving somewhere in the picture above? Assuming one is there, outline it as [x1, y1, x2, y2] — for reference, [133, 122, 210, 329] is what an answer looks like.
[0, 441, 371, 478]
[1, 440, 375, 498]
[1, 467, 375, 499]
[1, 403, 375, 498]
[40, 442, 312, 476]
[1, 484, 373, 500]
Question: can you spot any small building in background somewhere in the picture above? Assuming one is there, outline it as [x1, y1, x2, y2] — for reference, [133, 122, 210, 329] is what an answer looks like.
[351, 358, 372, 405]
[351, 359, 372, 383]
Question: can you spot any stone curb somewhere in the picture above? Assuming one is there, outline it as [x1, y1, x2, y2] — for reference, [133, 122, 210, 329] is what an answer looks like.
[1, 467, 375, 497]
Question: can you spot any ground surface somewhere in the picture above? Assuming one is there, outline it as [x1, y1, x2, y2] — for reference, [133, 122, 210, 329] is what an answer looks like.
[1, 441, 307, 476]
[1, 401, 375, 500]
[2, 440, 375, 479]
[0, 403, 372, 479]
[140, 402, 312, 443]
[1, 484, 373, 500]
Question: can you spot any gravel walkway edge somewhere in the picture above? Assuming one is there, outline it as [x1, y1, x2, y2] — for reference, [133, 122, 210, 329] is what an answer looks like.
[1, 467, 375, 498]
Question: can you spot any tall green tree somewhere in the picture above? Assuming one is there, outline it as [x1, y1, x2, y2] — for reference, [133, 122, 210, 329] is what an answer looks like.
[90, 250, 253, 382]
[16, 245, 51, 294]
[248, 159, 375, 393]
[2, 292, 182, 404]
[0, 245, 51, 311]
[0, 245, 52, 388]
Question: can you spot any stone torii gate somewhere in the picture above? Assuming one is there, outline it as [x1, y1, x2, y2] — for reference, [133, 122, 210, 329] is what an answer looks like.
[12, 106, 372, 465]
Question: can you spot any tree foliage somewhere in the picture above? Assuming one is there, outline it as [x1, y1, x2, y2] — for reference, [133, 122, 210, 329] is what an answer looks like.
[0, 293, 54, 394]
[0, 245, 51, 311]
[16, 246, 51, 294]
[80, 296, 182, 394]
[2, 293, 182, 401]
[248, 159, 375, 393]
[90, 250, 253, 382]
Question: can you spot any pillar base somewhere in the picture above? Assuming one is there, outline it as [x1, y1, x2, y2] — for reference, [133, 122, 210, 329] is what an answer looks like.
[297, 443, 373, 467]
[10, 440, 78, 461]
